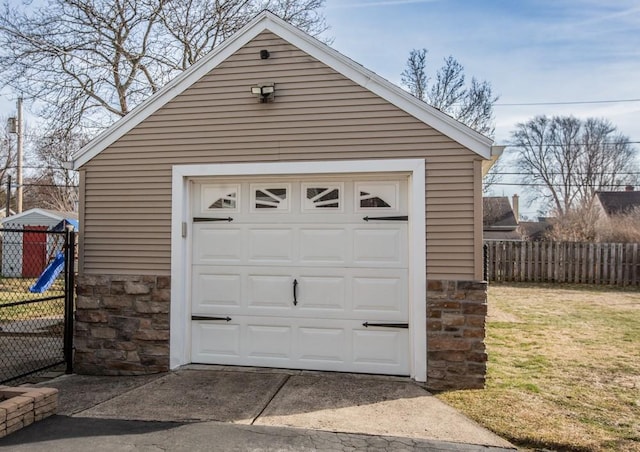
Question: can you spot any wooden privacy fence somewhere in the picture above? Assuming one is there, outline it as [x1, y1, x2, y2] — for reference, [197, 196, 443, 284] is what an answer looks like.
[484, 241, 640, 286]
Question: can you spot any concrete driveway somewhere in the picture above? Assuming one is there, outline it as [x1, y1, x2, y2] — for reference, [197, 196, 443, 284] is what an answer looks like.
[0, 366, 515, 451]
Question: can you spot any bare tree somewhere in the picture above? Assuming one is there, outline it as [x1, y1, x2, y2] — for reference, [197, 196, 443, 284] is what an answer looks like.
[544, 204, 600, 242]
[26, 130, 87, 212]
[511, 115, 638, 216]
[400, 49, 428, 101]
[0, 0, 328, 133]
[401, 49, 498, 136]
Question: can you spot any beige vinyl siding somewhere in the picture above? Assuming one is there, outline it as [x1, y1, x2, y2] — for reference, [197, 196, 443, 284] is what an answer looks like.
[81, 31, 483, 279]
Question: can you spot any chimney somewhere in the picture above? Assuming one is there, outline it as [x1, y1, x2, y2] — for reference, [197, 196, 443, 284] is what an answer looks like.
[512, 194, 519, 222]
[625, 185, 634, 192]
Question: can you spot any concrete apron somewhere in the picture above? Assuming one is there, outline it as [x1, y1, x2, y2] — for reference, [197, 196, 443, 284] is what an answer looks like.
[43, 366, 513, 449]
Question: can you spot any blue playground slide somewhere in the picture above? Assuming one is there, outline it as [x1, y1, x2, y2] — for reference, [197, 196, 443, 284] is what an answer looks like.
[29, 252, 65, 293]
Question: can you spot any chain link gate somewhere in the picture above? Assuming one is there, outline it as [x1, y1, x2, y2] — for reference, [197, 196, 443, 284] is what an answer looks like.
[0, 225, 76, 384]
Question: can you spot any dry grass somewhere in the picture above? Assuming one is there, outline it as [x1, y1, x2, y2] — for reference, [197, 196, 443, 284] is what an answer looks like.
[0, 278, 65, 321]
[437, 283, 640, 451]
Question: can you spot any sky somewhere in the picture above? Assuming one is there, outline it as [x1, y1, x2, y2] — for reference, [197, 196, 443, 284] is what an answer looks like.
[318, 0, 640, 216]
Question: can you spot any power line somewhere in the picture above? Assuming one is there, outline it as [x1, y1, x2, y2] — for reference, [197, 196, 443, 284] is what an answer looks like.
[503, 141, 640, 147]
[495, 172, 640, 176]
[490, 182, 637, 188]
[495, 98, 640, 106]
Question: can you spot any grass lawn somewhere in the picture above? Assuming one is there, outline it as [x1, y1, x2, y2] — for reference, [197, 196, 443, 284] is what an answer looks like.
[0, 278, 65, 321]
[437, 283, 640, 452]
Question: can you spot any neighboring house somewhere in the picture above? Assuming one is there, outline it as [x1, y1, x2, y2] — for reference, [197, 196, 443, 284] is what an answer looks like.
[483, 195, 521, 240]
[595, 186, 640, 218]
[1, 208, 78, 278]
[518, 218, 553, 241]
[68, 12, 498, 390]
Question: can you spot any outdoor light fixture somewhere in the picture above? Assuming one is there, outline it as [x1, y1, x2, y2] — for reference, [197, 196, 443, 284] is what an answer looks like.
[251, 83, 275, 103]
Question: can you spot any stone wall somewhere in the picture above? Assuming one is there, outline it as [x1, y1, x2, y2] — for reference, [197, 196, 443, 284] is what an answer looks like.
[426, 280, 488, 391]
[75, 274, 171, 375]
[75, 274, 488, 390]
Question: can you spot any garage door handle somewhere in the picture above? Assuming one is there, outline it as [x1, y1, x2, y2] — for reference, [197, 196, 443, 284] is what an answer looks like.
[293, 279, 298, 306]
[362, 322, 409, 328]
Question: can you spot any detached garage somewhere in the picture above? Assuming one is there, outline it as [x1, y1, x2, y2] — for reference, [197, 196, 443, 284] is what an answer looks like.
[70, 12, 496, 390]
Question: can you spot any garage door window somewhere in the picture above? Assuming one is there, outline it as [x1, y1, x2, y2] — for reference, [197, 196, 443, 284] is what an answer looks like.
[252, 185, 290, 211]
[302, 183, 343, 211]
[202, 184, 239, 211]
[356, 182, 399, 211]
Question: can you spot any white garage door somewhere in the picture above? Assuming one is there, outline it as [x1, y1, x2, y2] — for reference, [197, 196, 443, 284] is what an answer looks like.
[190, 175, 410, 375]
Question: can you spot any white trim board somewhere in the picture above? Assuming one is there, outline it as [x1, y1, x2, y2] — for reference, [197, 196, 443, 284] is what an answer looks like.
[72, 11, 491, 169]
[170, 158, 427, 382]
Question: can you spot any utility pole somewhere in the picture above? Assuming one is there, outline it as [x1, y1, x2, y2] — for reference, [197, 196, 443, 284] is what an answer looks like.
[5, 175, 10, 218]
[16, 97, 23, 213]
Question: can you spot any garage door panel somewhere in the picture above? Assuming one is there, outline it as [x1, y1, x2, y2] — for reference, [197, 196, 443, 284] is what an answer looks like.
[353, 227, 407, 266]
[352, 270, 408, 317]
[296, 275, 346, 311]
[192, 322, 241, 361]
[353, 329, 409, 370]
[297, 327, 347, 363]
[299, 228, 349, 264]
[247, 274, 293, 308]
[192, 271, 242, 310]
[246, 325, 292, 359]
[194, 226, 243, 264]
[191, 316, 408, 374]
[248, 228, 294, 264]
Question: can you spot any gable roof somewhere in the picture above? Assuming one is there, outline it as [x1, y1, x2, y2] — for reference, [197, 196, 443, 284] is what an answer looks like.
[70, 11, 493, 169]
[1, 208, 78, 224]
[483, 197, 518, 230]
[596, 190, 640, 216]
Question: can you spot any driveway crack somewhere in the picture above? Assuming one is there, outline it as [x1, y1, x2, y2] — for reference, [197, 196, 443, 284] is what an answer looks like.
[251, 374, 290, 425]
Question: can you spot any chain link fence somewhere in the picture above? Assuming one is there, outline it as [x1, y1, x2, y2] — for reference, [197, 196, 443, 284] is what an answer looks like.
[0, 225, 76, 384]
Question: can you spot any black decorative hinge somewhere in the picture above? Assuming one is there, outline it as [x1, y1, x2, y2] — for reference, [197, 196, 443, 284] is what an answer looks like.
[363, 216, 408, 222]
[193, 217, 234, 222]
[191, 315, 232, 322]
[362, 322, 409, 329]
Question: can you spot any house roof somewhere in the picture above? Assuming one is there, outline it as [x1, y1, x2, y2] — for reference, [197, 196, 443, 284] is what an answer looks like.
[483, 197, 518, 230]
[483, 230, 523, 241]
[70, 11, 493, 170]
[518, 220, 553, 241]
[1, 208, 78, 224]
[596, 190, 640, 216]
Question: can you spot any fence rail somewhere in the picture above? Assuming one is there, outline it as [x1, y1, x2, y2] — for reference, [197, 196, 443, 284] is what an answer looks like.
[485, 241, 640, 286]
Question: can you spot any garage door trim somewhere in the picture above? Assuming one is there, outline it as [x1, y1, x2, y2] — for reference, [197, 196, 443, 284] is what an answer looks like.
[170, 159, 426, 382]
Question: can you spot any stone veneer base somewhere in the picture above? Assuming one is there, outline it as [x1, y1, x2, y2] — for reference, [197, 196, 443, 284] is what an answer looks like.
[75, 275, 487, 391]
[0, 386, 58, 438]
[426, 280, 488, 391]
